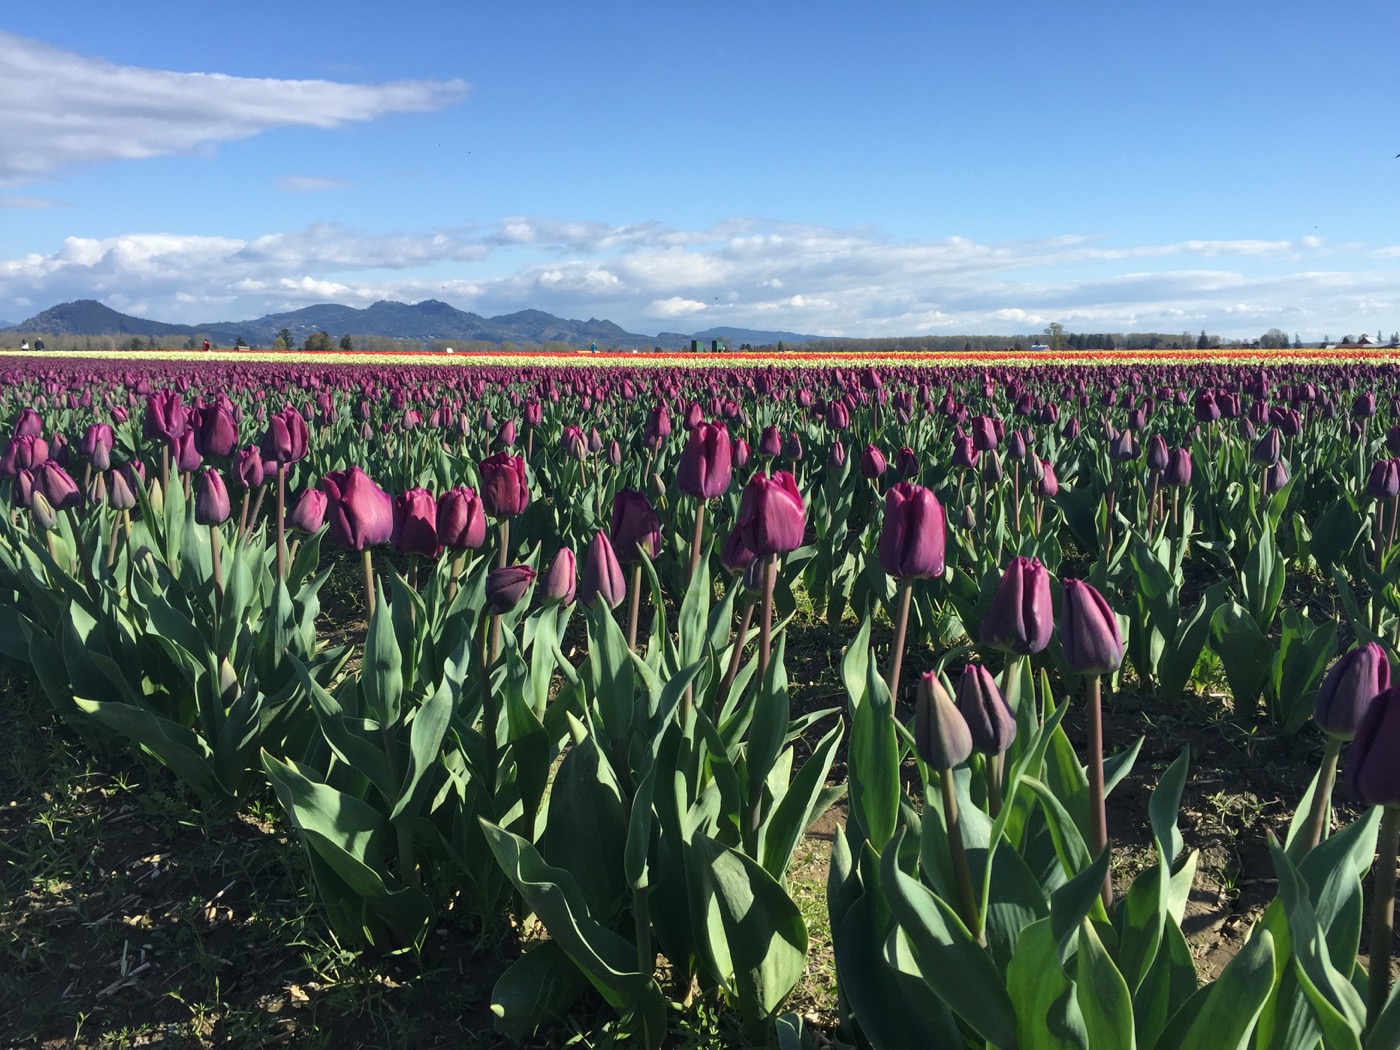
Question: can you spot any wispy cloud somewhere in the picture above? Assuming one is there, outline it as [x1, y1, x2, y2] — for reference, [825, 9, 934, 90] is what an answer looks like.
[0, 194, 65, 210]
[0, 31, 468, 186]
[1, 216, 1394, 338]
[275, 176, 353, 193]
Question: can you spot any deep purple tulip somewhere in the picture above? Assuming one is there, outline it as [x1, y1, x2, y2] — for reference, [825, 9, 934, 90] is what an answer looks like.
[1164, 448, 1193, 488]
[392, 488, 441, 557]
[677, 421, 733, 499]
[11, 408, 42, 440]
[737, 471, 806, 556]
[1368, 460, 1400, 501]
[758, 425, 783, 458]
[485, 565, 536, 613]
[970, 415, 998, 452]
[1146, 434, 1169, 473]
[827, 440, 846, 469]
[580, 531, 627, 609]
[1262, 461, 1289, 495]
[980, 556, 1053, 655]
[1060, 579, 1124, 675]
[895, 446, 919, 478]
[877, 482, 946, 581]
[609, 488, 661, 562]
[196, 405, 239, 458]
[1037, 457, 1059, 498]
[826, 401, 850, 431]
[733, 438, 751, 470]
[233, 445, 265, 489]
[261, 407, 309, 465]
[1348, 687, 1400, 806]
[1316, 642, 1391, 741]
[720, 523, 757, 576]
[437, 486, 487, 550]
[173, 430, 202, 473]
[194, 468, 231, 526]
[539, 547, 577, 607]
[36, 461, 81, 511]
[287, 488, 329, 533]
[1252, 427, 1281, 467]
[478, 451, 530, 518]
[860, 444, 887, 479]
[320, 466, 394, 550]
[952, 435, 979, 469]
[79, 424, 115, 471]
[562, 425, 588, 461]
[956, 664, 1017, 755]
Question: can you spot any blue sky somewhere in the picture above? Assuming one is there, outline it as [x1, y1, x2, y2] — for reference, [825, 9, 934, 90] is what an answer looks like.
[2, 1, 1398, 340]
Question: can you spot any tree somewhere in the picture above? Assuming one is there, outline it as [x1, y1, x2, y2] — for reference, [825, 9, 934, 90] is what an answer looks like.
[1044, 322, 1066, 351]
[1260, 328, 1289, 349]
[1197, 330, 1210, 350]
[276, 328, 293, 350]
[1294, 333, 1303, 348]
[340, 333, 353, 351]
[303, 331, 334, 351]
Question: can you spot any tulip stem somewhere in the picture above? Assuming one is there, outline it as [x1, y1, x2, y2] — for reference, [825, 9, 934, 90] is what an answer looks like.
[688, 500, 707, 582]
[248, 482, 266, 539]
[274, 465, 288, 582]
[758, 554, 777, 682]
[939, 768, 984, 945]
[626, 563, 644, 651]
[720, 597, 757, 714]
[361, 548, 376, 618]
[1368, 805, 1400, 1033]
[210, 524, 223, 644]
[237, 490, 250, 539]
[1302, 735, 1344, 854]
[885, 579, 913, 703]
[1087, 673, 1111, 909]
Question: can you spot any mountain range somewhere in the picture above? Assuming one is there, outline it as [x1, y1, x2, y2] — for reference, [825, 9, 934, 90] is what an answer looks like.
[3, 299, 822, 350]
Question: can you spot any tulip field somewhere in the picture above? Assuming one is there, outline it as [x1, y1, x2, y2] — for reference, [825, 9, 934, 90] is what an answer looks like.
[7, 346, 1400, 1047]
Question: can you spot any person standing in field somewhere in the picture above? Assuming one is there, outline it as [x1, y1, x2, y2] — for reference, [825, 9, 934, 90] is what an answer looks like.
[203, 338, 211, 352]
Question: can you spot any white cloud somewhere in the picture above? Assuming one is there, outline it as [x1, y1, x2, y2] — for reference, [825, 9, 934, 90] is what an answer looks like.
[1, 215, 1397, 338]
[276, 176, 352, 193]
[0, 194, 64, 209]
[649, 296, 708, 318]
[0, 31, 468, 186]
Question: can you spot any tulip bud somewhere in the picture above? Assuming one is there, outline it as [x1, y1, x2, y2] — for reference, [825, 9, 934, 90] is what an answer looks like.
[1251, 427, 1281, 467]
[609, 488, 661, 563]
[676, 421, 733, 499]
[827, 440, 846, 469]
[261, 406, 309, 465]
[758, 425, 783, 458]
[1164, 448, 1193, 488]
[1145, 434, 1169, 473]
[287, 488, 328, 533]
[36, 461, 81, 511]
[392, 488, 441, 557]
[194, 468, 231, 525]
[860, 444, 887, 479]
[539, 547, 577, 606]
[478, 451, 530, 518]
[980, 556, 1053, 655]
[895, 446, 919, 478]
[29, 490, 58, 532]
[876, 482, 946, 580]
[320, 466, 394, 550]
[737, 471, 806, 556]
[1315, 642, 1390, 740]
[956, 664, 1017, 755]
[107, 468, 137, 511]
[580, 531, 627, 609]
[1348, 687, 1400, 806]
[1262, 461, 1288, 495]
[485, 565, 536, 613]
[437, 486, 486, 550]
[1367, 460, 1400, 501]
[915, 671, 973, 769]
[1060, 578, 1124, 675]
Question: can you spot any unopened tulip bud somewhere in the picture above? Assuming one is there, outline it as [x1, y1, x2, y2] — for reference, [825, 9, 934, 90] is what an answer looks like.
[980, 556, 1053, 655]
[580, 531, 626, 609]
[1315, 642, 1391, 740]
[539, 547, 577, 606]
[956, 664, 1017, 755]
[485, 565, 536, 613]
[1060, 578, 1124, 675]
[915, 671, 973, 769]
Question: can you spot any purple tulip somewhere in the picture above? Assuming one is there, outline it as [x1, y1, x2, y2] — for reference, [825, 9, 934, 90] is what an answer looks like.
[485, 565, 536, 613]
[1348, 687, 1400, 806]
[287, 488, 328, 533]
[737, 471, 806, 556]
[677, 421, 733, 499]
[877, 482, 946, 581]
[860, 444, 887, 479]
[437, 487, 487, 550]
[580, 531, 627, 609]
[1316, 642, 1391, 741]
[194, 468, 231, 526]
[1060, 578, 1124, 675]
[539, 547, 577, 607]
[980, 556, 1053, 655]
[320, 466, 394, 550]
[609, 488, 661, 562]
[956, 664, 1017, 755]
[478, 451, 530, 518]
[392, 488, 441, 557]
